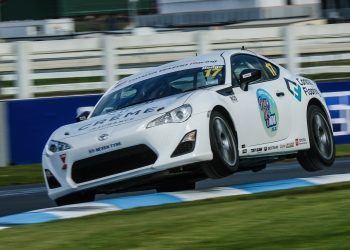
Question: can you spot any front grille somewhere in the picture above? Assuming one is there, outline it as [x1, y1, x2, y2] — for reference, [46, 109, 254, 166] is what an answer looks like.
[72, 144, 157, 184]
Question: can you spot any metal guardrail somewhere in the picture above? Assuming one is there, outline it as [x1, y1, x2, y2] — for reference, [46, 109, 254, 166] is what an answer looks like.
[0, 23, 350, 98]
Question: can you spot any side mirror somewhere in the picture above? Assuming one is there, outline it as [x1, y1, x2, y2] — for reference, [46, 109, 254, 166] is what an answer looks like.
[76, 111, 90, 122]
[239, 69, 261, 91]
[75, 106, 94, 122]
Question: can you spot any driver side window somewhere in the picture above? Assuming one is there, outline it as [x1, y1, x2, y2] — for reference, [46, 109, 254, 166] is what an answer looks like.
[231, 54, 276, 87]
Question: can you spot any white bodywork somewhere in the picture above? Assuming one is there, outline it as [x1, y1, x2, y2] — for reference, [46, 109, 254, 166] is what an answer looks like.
[42, 50, 330, 201]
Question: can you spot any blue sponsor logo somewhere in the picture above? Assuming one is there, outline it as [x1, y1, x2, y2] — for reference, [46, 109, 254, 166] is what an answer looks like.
[285, 78, 302, 102]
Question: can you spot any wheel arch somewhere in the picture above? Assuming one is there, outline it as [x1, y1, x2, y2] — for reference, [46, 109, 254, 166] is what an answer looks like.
[211, 105, 238, 140]
[307, 98, 332, 129]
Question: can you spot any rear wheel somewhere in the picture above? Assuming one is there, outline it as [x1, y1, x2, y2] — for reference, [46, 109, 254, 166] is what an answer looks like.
[202, 111, 239, 179]
[55, 192, 95, 206]
[297, 105, 335, 171]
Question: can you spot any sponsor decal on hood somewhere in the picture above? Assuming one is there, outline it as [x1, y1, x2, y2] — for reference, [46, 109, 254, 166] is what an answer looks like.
[56, 92, 192, 138]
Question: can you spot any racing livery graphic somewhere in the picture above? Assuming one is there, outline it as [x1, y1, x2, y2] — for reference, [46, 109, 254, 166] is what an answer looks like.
[42, 49, 335, 205]
[257, 89, 278, 137]
[285, 78, 302, 102]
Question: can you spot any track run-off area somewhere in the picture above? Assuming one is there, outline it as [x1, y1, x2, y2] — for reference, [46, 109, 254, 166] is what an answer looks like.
[0, 157, 349, 229]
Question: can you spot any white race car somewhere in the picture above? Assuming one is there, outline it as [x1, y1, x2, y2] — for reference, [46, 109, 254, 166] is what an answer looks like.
[42, 49, 335, 205]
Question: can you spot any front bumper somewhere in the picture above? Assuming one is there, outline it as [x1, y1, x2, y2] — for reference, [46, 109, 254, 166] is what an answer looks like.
[42, 112, 212, 200]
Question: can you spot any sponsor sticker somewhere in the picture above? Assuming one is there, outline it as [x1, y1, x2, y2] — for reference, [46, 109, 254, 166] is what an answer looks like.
[296, 78, 313, 86]
[59, 153, 67, 170]
[229, 94, 238, 103]
[265, 63, 277, 76]
[242, 72, 252, 79]
[285, 78, 302, 102]
[302, 87, 320, 96]
[268, 145, 278, 150]
[295, 138, 307, 146]
[78, 106, 158, 132]
[88, 142, 121, 154]
[202, 65, 223, 78]
[256, 89, 279, 137]
[286, 142, 294, 148]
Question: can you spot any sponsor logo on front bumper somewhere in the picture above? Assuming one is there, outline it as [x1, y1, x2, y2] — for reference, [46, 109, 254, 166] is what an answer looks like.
[88, 142, 122, 154]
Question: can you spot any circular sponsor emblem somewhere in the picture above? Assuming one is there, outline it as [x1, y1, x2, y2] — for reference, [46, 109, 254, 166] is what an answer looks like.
[98, 133, 109, 141]
[256, 89, 279, 137]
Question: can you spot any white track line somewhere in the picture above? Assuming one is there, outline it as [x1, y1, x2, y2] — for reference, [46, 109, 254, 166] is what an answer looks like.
[34, 202, 119, 219]
[302, 173, 350, 185]
[169, 187, 250, 201]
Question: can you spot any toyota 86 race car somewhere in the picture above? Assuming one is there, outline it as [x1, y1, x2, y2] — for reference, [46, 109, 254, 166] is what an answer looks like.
[43, 49, 335, 205]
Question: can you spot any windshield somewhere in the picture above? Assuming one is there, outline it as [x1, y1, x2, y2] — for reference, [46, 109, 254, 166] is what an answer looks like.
[91, 65, 225, 117]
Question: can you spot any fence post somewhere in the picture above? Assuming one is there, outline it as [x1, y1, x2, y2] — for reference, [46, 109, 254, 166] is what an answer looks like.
[102, 35, 117, 90]
[16, 41, 32, 99]
[196, 31, 210, 55]
[283, 25, 299, 75]
[0, 102, 9, 167]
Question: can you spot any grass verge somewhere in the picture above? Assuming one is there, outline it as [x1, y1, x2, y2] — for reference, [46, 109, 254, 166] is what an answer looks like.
[0, 182, 350, 249]
[335, 144, 350, 157]
[0, 164, 43, 187]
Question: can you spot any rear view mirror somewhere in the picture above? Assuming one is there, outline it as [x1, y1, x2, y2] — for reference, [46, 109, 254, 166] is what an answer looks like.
[239, 69, 261, 91]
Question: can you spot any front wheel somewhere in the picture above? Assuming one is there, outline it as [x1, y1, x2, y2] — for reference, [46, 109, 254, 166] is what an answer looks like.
[297, 105, 335, 172]
[202, 111, 239, 179]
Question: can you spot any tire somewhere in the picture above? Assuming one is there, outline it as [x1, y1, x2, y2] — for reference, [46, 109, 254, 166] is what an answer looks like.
[55, 192, 95, 206]
[202, 111, 239, 179]
[297, 105, 335, 172]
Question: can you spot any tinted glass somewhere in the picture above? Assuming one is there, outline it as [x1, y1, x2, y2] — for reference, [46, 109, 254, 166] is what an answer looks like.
[231, 54, 279, 86]
[92, 66, 225, 117]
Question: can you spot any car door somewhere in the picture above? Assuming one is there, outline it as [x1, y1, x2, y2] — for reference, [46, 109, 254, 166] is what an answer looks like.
[227, 54, 292, 148]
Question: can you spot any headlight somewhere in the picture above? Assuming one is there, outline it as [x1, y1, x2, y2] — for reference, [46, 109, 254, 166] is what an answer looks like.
[147, 104, 192, 128]
[48, 140, 72, 153]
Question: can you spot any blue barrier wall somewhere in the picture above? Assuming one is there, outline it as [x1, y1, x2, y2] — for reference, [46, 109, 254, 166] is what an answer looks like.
[7, 95, 101, 164]
[4, 80, 350, 165]
[317, 80, 350, 93]
[318, 80, 350, 144]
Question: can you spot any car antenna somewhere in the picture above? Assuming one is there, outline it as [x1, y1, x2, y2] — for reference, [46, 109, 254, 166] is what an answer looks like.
[241, 46, 256, 55]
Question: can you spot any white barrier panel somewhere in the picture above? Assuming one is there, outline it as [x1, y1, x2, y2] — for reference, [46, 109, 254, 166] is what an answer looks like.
[0, 23, 350, 98]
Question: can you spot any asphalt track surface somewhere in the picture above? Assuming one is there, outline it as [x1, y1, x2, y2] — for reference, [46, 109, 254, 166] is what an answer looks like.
[1, 157, 350, 217]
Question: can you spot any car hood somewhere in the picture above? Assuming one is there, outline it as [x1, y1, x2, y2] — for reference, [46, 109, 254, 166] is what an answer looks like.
[51, 92, 194, 140]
